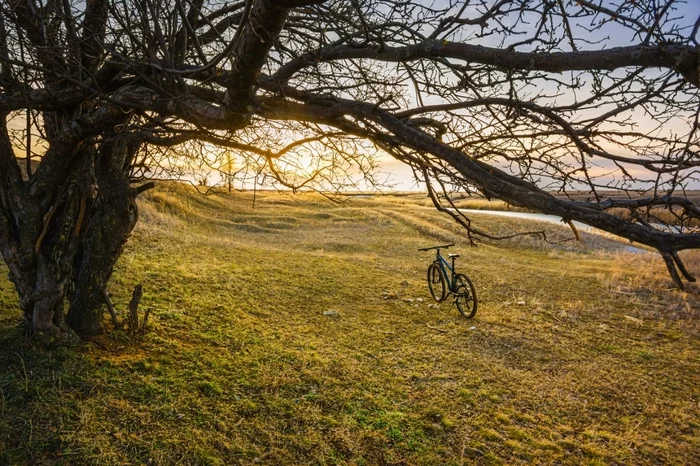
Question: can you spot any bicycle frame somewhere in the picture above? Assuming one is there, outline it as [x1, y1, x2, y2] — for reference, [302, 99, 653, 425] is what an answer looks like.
[433, 249, 458, 292]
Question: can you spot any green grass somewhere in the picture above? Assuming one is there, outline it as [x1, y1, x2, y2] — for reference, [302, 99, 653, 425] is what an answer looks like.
[1, 183, 698, 465]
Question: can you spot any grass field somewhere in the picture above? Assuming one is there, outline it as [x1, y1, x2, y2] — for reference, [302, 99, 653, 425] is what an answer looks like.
[1, 184, 698, 465]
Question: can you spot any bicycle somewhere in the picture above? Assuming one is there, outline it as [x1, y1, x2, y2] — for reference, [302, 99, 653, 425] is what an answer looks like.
[418, 243, 477, 318]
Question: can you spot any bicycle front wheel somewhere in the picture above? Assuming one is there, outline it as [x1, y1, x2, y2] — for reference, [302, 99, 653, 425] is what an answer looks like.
[454, 273, 477, 318]
[427, 262, 446, 302]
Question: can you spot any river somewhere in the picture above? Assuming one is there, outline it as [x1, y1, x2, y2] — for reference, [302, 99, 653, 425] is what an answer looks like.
[460, 209, 651, 254]
[461, 209, 592, 231]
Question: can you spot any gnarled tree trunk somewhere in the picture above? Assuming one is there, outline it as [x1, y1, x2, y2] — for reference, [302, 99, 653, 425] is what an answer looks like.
[0, 127, 141, 342]
[67, 137, 140, 336]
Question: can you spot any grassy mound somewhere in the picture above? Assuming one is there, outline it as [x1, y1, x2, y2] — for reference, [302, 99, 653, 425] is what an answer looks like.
[1, 183, 698, 465]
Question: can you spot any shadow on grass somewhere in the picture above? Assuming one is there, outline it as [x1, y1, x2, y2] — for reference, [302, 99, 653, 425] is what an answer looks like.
[0, 322, 95, 465]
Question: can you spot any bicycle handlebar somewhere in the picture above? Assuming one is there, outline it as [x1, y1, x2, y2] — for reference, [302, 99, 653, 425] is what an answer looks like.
[418, 243, 455, 252]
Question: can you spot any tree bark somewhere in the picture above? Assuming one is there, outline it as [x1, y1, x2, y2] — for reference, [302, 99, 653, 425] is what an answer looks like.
[0, 129, 141, 341]
[67, 137, 139, 336]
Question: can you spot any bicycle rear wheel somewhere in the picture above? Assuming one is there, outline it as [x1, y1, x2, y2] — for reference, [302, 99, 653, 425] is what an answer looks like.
[427, 262, 446, 302]
[454, 273, 477, 318]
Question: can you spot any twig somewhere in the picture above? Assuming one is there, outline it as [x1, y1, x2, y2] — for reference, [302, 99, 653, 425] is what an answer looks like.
[128, 284, 143, 335]
[426, 323, 447, 333]
[141, 308, 151, 334]
[102, 289, 120, 327]
[135, 182, 155, 195]
[611, 290, 635, 295]
[565, 220, 581, 242]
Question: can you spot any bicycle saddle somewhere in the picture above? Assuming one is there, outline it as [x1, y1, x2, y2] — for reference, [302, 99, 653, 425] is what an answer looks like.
[448, 253, 460, 258]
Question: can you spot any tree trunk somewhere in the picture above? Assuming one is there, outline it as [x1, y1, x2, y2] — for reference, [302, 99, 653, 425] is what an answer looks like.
[0, 134, 141, 342]
[67, 146, 138, 335]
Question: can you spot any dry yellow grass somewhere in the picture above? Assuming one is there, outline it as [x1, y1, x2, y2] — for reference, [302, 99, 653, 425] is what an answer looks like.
[0, 183, 698, 465]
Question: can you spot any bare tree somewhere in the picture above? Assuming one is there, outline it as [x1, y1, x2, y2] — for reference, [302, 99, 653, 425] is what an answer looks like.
[0, 0, 699, 340]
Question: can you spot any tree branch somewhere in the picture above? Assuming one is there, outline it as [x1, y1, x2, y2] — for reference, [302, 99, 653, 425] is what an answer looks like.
[270, 41, 700, 87]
